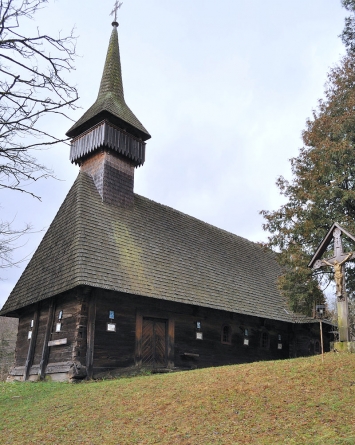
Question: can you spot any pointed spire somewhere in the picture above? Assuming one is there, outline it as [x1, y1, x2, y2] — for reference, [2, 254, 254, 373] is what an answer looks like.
[66, 23, 150, 141]
[97, 24, 124, 102]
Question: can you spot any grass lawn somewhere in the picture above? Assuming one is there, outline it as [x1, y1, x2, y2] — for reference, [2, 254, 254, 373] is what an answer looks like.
[1, 353, 355, 444]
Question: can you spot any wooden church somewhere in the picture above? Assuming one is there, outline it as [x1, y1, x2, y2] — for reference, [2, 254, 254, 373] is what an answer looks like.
[0, 20, 332, 382]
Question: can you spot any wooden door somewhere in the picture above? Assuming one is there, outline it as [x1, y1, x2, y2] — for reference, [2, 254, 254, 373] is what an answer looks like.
[142, 318, 167, 367]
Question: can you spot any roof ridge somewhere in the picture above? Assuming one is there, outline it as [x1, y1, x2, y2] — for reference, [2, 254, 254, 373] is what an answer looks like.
[133, 192, 272, 254]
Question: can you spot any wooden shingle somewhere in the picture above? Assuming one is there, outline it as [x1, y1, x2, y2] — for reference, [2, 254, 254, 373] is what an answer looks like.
[1, 172, 309, 323]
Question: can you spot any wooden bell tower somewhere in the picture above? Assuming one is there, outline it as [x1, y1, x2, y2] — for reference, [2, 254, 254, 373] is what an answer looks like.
[66, 21, 151, 206]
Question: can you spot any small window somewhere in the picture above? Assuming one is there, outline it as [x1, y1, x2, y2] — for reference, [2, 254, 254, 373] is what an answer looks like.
[278, 334, 282, 342]
[196, 321, 201, 330]
[314, 340, 320, 354]
[107, 322, 116, 332]
[221, 325, 232, 344]
[28, 331, 32, 340]
[56, 323, 62, 332]
[30, 320, 34, 328]
[261, 332, 269, 349]
[244, 328, 249, 337]
[109, 311, 115, 320]
[196, 332, 203, 340]
[58, 310, 63, 320]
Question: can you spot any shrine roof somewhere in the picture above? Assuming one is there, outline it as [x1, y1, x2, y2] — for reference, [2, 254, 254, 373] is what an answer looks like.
[0, 173, 315, 324]
[308, 222, 355, 268]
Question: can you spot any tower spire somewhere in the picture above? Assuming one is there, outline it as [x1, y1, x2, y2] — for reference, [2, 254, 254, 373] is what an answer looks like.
[66, 16, 151, 207]
[66, 20, 150, 141]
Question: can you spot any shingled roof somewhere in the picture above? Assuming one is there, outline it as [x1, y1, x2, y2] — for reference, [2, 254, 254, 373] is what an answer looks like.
[66, 25, 150, 141]
[0, 172, 311, 323]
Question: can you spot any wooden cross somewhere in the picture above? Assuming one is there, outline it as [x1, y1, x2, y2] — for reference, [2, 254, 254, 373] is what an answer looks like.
[309, 223, 355, 343]
[313, 228, 354, 298]
[110, 0, 123, 23]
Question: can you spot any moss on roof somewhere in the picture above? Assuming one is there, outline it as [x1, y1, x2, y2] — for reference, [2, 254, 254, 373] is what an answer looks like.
[0, 172, 308, 323]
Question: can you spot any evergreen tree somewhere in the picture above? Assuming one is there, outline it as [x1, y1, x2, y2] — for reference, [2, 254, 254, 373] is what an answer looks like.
[261, 54, 355, 316]
[341, 0, 355, 53]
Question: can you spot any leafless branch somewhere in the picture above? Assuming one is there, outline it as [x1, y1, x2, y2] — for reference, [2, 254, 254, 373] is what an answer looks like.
[0, 0, 78, 194]
[0, 0, 78, 271]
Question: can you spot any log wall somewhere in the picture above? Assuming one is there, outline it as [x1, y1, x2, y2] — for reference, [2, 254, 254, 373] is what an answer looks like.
[9, 286, 332, 380]
[91, 289, 331, 375]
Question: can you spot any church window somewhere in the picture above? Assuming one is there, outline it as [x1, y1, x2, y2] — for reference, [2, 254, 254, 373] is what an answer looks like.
[261, 332, 269, 349]
[314, 340, 320, 354]
[278, 334, 282, 349]
[221, 325, 232, 344]
[28, 319, 34, 340]
[107, 322, 116, 332]
[243, 328, 249, 346]
[107, 310, 116, 331]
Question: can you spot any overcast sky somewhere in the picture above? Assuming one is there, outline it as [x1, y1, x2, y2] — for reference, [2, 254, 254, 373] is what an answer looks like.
[0, 0, 348, 309]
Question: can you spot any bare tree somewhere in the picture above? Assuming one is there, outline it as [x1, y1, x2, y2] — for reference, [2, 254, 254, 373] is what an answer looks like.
[0, 0, 78, 271]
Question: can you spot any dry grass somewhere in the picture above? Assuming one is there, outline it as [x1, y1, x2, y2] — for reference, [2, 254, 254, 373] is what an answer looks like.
[1, 353, 355, 444]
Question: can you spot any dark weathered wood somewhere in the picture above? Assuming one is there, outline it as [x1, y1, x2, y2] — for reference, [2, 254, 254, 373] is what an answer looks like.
[142, 318, 154, 365]
[11, 286, 333, 381]
[167, 318, 175, 368]
[23, 303, 40, 381]
[39, 298, 55, 380]
[86, 291, 96, 379]
[135, 312, 143, 367]
[141, 318, 167, 368]
[70, 120, 146, 167]
[47, 293, 82, 365]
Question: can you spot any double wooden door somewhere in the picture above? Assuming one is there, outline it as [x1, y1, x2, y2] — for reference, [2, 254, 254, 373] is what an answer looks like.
[142, 318, 167, 368]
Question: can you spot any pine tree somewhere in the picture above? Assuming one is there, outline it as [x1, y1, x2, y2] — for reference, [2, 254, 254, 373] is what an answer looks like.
[261, 54, 355, 315]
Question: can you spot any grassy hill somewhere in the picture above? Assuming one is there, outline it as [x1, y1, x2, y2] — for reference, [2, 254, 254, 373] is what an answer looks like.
[1, 353, 355, 445]
[0, 316, 18, 380]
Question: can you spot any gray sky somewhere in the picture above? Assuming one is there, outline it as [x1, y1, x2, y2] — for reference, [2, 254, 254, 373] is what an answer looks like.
[0, 0, 347, 309]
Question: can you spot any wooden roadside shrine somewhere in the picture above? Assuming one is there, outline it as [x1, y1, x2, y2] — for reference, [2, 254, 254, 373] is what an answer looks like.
[309, 223, 355, 344]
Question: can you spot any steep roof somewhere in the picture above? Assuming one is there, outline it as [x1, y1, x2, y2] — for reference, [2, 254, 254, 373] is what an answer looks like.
[66, 25, 150, 141]
[0, 172, 310, 323]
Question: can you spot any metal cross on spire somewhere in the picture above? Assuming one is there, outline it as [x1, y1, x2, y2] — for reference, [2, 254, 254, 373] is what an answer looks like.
[110, 0, 123, 23]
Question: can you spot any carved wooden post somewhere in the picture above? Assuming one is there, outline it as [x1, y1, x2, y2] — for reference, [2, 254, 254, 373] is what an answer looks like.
[38, 298, 56, 380]
[337, 292, 350, 342]
[23, 303, 40, 381]
[135, 312, 143, 367]
[320, 320, 324, 363]
[86, 291, 96, 379]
